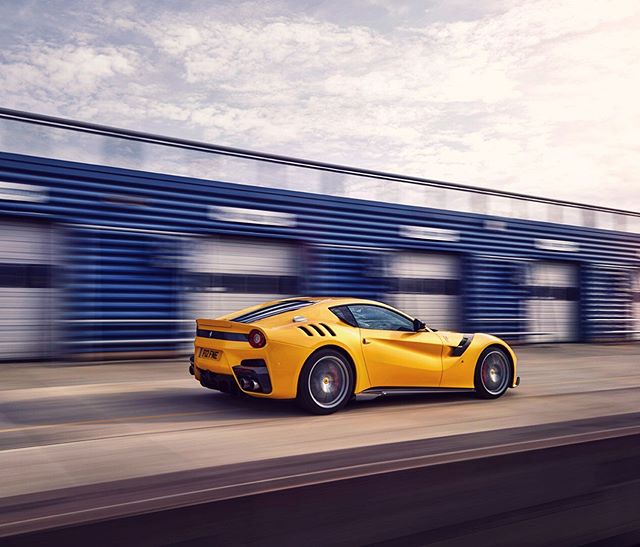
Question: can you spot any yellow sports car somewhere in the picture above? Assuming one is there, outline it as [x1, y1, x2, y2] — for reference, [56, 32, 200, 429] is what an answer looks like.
[189, 297, 520, 414]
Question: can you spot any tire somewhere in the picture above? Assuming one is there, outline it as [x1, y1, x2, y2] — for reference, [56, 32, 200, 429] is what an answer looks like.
[474, 346, 512, 399]
[297, 348, 354, 415]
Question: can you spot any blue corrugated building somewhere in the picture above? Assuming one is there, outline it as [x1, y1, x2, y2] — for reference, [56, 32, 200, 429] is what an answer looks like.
[0, 109, 638, 360]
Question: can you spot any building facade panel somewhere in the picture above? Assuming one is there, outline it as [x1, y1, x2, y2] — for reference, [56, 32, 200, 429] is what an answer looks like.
[0, 151, 638, 359]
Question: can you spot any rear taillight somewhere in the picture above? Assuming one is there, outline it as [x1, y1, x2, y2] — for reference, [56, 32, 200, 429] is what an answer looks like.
[248, 329, 266, 348]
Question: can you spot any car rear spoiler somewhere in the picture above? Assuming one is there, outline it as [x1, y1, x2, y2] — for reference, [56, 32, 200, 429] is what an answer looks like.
[197, 319, 246, 330]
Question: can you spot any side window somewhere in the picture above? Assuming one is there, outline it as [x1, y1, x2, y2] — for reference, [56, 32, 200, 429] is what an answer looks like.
[329, 305, 358, 327]
[348, 304, 414, 332]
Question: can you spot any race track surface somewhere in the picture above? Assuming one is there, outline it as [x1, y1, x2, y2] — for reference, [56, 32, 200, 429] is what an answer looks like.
[1, 343, 638, 500]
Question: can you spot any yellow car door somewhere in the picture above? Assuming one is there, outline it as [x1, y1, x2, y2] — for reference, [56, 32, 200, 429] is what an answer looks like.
[346, 303, 444, 388]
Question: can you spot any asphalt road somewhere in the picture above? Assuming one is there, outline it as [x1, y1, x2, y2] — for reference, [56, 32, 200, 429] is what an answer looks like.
[0, 343, 639, 501]
[2, 415, 639, 545]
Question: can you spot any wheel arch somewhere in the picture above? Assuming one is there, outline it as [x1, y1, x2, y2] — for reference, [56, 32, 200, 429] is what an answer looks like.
[296, 344, 358, 397]
[478, 343, 515, 386]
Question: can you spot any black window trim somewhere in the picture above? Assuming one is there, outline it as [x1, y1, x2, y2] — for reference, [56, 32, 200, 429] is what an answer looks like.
[329, 305, 358, 327]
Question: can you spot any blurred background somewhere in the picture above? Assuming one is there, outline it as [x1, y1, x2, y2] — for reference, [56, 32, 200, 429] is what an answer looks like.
[0, 108, 639, 362]
[1, 3, 640, 543]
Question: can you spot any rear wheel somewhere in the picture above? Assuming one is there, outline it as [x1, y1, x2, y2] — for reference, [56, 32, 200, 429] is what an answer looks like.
[474, 347, 511, 399]
[297, 349, 354, 415]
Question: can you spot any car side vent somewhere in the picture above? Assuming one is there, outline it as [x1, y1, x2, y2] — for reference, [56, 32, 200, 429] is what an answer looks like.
[297, 324, 337, 337]
[320, 323, 336, 336]
[451, 334, 474, 357]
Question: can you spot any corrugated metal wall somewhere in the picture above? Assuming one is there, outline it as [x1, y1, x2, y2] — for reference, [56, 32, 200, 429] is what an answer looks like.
[465, 255, 529, 341]
[582, 264, 638, 342]
[63, 228, 184, 357]
[0, 151, 639, 359]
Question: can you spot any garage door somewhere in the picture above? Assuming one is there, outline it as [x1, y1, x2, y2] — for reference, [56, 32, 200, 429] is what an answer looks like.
[526, 262, 578, 343]
[187, 237, 300, 320]
[387, 252, 460, 331]
[0, 220, 57, 360]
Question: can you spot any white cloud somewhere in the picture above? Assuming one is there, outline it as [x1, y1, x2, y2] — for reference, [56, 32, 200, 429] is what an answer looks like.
[0, 0, 639, 210]
[1, 44, 137, 96]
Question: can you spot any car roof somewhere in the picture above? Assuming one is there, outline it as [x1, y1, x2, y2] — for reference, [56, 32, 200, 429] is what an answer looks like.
[216, 296, 399, 324]
[284, 296, 384, 307]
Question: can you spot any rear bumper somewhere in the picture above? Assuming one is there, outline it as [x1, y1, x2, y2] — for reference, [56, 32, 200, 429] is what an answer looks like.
[192, 335, 308, 398]
[233, 361, 272, 394]
[198, 367, 239, 394]
[190, 353, 273, 395]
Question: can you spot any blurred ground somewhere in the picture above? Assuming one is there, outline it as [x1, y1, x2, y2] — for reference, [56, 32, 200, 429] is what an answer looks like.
[0, 344, 639, 498]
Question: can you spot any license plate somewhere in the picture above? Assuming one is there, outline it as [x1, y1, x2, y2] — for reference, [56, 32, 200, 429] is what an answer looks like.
[199, 348, 220, 360]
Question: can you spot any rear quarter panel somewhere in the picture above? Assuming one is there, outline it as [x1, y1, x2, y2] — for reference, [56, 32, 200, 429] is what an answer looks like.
[265, 309, 371, 398]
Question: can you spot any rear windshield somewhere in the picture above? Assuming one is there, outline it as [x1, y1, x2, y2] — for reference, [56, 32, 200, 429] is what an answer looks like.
[232, 300, 314, 323]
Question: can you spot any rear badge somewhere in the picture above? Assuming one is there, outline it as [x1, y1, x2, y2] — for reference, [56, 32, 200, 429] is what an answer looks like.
[199, 348, 220, 360]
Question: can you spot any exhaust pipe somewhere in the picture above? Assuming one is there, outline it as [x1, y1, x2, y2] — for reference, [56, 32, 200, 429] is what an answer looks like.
[239, 377, 260, 391]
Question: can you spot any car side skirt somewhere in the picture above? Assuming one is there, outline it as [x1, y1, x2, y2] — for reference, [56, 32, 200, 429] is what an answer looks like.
[358, 386, 476, 396]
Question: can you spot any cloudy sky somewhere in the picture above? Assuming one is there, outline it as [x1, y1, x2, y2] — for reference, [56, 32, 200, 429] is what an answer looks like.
[0, 0, 639, 209]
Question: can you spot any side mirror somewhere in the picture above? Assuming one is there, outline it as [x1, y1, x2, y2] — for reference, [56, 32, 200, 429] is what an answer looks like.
[412, 318, 426, 332]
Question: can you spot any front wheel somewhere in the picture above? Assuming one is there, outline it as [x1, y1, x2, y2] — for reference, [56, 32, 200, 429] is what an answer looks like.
[474, 347, 511, 399]
[297, 349, 354, 415]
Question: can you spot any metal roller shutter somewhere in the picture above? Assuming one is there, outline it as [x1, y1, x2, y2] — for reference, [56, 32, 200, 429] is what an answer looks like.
[0, 219, 57, 360]
[187, 237, 300, 319]
[387, 252, 460, 331]
[526, 261, 578, 343]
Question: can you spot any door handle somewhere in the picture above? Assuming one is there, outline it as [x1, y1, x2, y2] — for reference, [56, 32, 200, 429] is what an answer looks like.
[363, 338, 372, 345]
